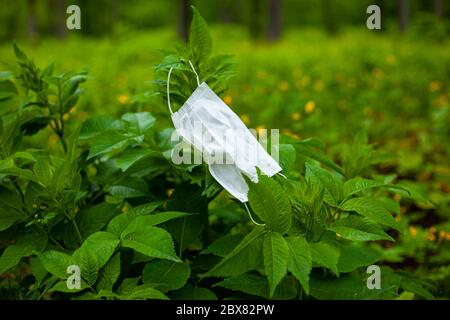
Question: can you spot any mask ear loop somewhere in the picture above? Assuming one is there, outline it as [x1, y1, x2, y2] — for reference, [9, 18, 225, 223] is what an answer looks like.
[167, 60, 201, 115]
[244, 202, 265, 226]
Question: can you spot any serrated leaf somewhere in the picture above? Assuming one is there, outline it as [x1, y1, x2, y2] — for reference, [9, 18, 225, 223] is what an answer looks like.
[0, 233, 47, 274]
[277, 144, 296, 171]
[121, 112, 155, 135]
[88, 131, 133, 159]
[286, 236, 312, 294]
[205, 226, 266, 277]
[248, 175, 291, 233]
[337, 243, 380, 273]
[310, 242, 340, 275]
[106, 201, 163, 236]
[96, 252, 121, 292]
[72, 232, 119, 285]
[305, 162, 343, 206]
[80, 116, 117, 140]
[340, 197, 400, 231]
[171, 284, 217, 300]
[142, 260, 190, 293]
[39, 250, 75, 279]
[263, 232, 289, 297]
[115, 148, 162, 172]
[121, 211, 191, 238]
[0, 206, 23, 231]
[121, 226, 180, 262]
[328, 215, 394, 242]
[190, 6, 213, 63]
[123, 285, 168, 300]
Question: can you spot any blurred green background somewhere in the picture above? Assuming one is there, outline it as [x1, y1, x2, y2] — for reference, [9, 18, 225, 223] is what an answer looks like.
[0, 1, 449, 280]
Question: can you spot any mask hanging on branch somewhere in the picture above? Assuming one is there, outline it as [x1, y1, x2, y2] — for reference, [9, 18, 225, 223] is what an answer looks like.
[166, 61, 283, 225]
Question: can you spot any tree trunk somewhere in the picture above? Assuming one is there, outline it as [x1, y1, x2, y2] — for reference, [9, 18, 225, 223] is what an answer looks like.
[434, 0, 443, 17]
[249, 0, 262, 39]
[267, 0, 282, 41]
[178, 0, 190, 42]
[27, 0, 37, 40]
[398, 0, 409, 32]
[50, 0, 67, 38]
[320, 0, 336, 35]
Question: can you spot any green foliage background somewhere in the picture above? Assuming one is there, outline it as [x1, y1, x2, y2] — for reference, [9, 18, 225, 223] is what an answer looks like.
[0, 5, 448, 300]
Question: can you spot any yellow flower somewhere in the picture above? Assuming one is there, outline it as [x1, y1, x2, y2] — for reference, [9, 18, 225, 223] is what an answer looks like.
[386, 55, 397, 65]
[304, 100, 316, 114]
[426, 233, 436, 241]
[372, 68, 384, 79]
[291, 112, 301, 121]
[48, 134, 58, 146]
[223, 95, 233, 105]
[278, 81, 289, 92]
[117, 94, 129, 104]
[429, 81, 442, 92]
[314, 80, 324, 92]
[257, 70, 268, 79]
[409, 226, 417, 237]
[166, 188, 175, 197]
[63, 113, 70, 121]
[256, 126, 266, 135]
[240, 114, 250, 125]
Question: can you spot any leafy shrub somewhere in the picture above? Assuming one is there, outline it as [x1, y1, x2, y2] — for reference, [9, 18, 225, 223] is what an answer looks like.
[0, 7, 439, 300]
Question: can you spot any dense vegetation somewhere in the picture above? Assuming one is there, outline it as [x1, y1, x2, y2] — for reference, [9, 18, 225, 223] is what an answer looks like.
[0, 7, 448, 300]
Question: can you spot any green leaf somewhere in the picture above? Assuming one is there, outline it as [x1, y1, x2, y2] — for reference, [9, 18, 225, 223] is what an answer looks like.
[205, 226, 266, 277]
[80, 116, 117, 140]
[115, 148, 162, 172]
[77, 202, 119, 239]
[106, 201, 163, 236]
[121, 211, 191, 237]
[122, 285, 168, 300]
[121, 112, 155, 135]
[400, 280, 435, 300]
[310, 274, 397, 300]
[343, 177, 386, 198]
[121, 226, 180, 262]
[143, 260, 190, 293]
[292, 139, 344, 176]
[201, 234, 244, 257]
[88, 131, 133, 159]
[0, 206, 23, 231]
[340, 197, 400, 231]
[96, 252, 121, 292]
[277, 144, 296, 171]
[328, 215, 394, 242]
[337, 243, 380, 273]
[286, 236, 312, 294]
[310, 242, 340, 275]
[72, 232, 120, 285]
[214, 273, 297, 300]
[107, 177, 149, 199]
[263, 232, 289, 297]
[248, 175, 291, 233]
[305, 162, 343, 206]
[13, 43, 27, 61]
[189, 6, 213, 63]
[39, 250, 74, 279]
[0, 233, 47, 274]
[171, 284, 217, 300]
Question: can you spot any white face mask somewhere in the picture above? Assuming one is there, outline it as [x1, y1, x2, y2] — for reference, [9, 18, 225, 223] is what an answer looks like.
[167, 61, 282, 205]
